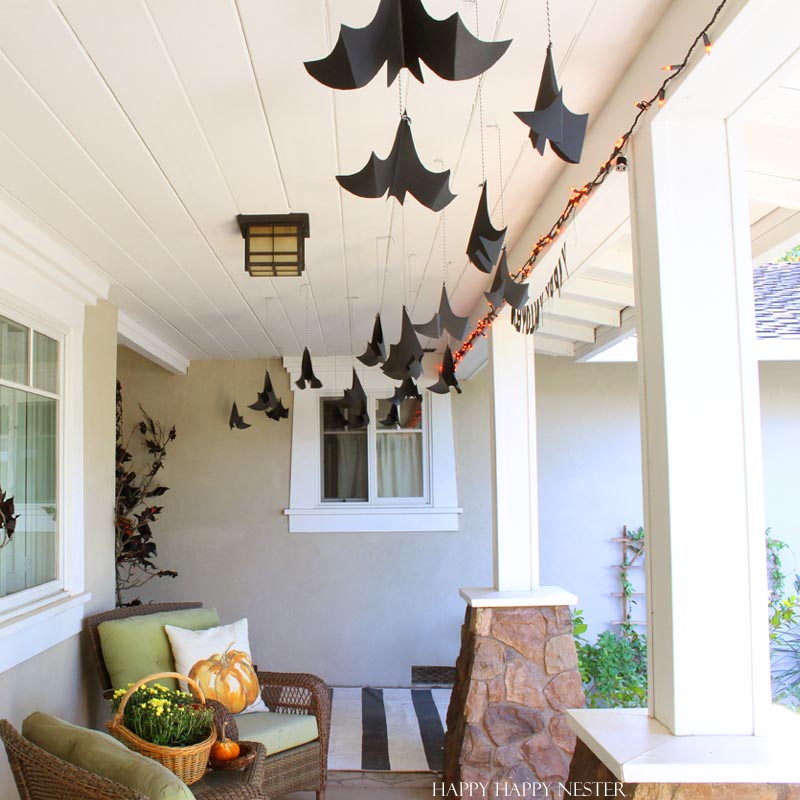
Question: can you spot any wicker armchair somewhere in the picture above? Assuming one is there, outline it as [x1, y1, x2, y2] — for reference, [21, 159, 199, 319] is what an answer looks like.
[84, 603, 330, 800]
[0, 719, 268, 799]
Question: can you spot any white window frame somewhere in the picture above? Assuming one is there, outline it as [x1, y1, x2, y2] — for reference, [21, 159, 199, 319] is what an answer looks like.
[284, 356, 461, 533]
[319, 392, 429, 505]
[0, 196, 103, 673]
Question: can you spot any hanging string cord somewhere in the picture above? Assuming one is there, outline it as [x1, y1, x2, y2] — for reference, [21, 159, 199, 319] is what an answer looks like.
[303, 283, 310, 344]
[442, 209, 448, 286]
[468, 0, 487, 182]
[546, 0, 552, 46]
[450, 0, 730, 367]
[398, 72, 404, 117]
[487, 123, 506, 228]
[346, 295, 355, 355]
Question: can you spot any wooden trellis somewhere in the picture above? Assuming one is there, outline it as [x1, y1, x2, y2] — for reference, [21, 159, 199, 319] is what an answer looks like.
[611, 525, 646, 628]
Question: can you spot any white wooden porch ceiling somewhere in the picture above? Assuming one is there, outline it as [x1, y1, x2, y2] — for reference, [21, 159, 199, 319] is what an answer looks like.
[0, 0, 677, 362]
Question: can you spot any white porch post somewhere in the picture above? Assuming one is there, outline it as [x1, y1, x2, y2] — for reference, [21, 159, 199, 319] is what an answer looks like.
[488, 309, 539, 591]
[629, 117, 771, 735]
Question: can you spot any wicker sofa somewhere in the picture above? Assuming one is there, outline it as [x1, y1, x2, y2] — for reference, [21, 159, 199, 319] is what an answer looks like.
[84, 602, 330, 800]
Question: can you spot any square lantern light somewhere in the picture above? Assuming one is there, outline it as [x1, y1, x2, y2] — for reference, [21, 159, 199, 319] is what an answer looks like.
[237, 213, 310, 277]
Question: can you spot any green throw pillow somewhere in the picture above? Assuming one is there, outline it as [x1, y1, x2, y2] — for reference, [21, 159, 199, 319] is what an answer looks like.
[98, 608, 220, 690]
[22, 712, 194, 800]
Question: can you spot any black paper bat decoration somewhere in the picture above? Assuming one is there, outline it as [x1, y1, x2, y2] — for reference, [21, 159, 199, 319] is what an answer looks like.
[389, 377, 422, 405]
[413, 284, 469, 342]
[382, 306, 425, 381]
[337, 115, 456, 212]
[378, 402, 401, 428]
[357, 314, 387, 367]
[248, 369, 278, 411]
[466, 181, 507, 274]
[515, 45, 589, 165]
[295, 347, 323, 390]
[484, 250, 529, 310]
[335, 369, 370, 429]
[229, 402, 251, 430]
[304, 0, 511, 90]
[265, 399, 290, 421]
[427, 345, 461, 395]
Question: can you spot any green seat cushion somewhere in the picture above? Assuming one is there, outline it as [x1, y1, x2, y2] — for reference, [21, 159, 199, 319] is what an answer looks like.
[99, 608, 220, 690]
[22, 712, 194, 800]
[234, 711, 319, 756]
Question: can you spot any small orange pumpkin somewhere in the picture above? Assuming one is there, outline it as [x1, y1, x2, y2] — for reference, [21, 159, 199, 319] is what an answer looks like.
[210, 723, 240, 762]
[189, 642, 260, 714]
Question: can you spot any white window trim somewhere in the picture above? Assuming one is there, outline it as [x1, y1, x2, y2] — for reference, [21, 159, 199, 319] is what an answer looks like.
[283, 356, 461, 533]
[0, 199, 105, 671]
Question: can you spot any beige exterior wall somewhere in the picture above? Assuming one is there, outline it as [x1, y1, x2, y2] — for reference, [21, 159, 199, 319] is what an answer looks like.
[115, 346, 493, 686]
[0, 300, 117, 796]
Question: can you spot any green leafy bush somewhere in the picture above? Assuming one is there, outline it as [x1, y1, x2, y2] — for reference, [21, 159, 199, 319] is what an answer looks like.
[573, 609, 647, 709]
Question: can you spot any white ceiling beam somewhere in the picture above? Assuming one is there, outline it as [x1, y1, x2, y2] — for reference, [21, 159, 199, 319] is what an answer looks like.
[118, 311, 190, 375]
[747, 171, 800, 210]
[533, 335, 574, 358]
[580, 266, 634, 286]
[561, 277, 636, 308]
[750, 206, 800, 263]
[536, 318, 596, 344]
[544, 298, 622, 328]
[574, 307, 637, 362]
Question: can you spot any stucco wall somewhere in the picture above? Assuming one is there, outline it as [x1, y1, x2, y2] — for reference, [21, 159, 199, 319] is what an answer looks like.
[0, 300, 117, 796]
[115, 346, 493, 686]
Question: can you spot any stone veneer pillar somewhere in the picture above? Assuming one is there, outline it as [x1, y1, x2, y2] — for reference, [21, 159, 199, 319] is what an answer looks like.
[443, 598, 584, 796]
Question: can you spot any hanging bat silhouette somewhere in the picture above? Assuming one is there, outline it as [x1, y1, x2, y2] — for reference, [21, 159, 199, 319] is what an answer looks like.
[304, 0, 511, 90]
[229, 402, 251, 430]
[337, 115, 456, 212]
[265, 399, 290, 421]
[334, 369, 370, 429]
[389, 377, 422, 405]
[248, 369, 279, 411]
[357, 314, 387, 367]
[413, 284, 469, 341]
[378, 402, 401, 428]
[295, 347, 323, 390]
[382, 306, 425, 381]
[466, 181, 507, 273]
[515, 44, 589, 165]
[484, 250, 529, 310]
[427, 345, 461, 395]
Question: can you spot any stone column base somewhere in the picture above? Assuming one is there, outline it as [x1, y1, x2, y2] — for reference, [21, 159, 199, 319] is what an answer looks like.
[443, 603, 585, 795]
[567, 738, 800, 800]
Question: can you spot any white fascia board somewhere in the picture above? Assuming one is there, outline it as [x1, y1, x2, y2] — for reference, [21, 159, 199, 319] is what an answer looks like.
[118, 311, 190, 375]
[575, 308, 637, 362]
[751, 207, 800, 264]
[0, 189, 108, 307]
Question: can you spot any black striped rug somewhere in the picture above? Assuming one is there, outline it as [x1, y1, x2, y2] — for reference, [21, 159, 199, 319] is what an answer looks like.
[329, 687, 451, 772]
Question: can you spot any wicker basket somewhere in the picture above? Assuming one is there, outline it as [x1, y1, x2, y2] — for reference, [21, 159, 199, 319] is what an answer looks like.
[106, 671, 217, 785]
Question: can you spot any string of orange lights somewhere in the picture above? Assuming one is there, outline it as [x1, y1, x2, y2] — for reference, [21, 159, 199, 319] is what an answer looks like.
[450, 0, 729, 369]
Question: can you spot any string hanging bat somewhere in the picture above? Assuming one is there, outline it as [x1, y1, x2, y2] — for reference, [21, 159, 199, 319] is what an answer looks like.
[304, 0, 511, 90]
[357, 314, 387, 367]
[229, 402, 251, 430]
[466, 181, 506, 274]
[295, 347, 323, 389]
[413, 284, 469, 341]
[265, 399, 290, 421]
[336, 115, 456, 212]
[484, 250, 529, 310]
[334, 369, 370, 429]
[388, 377, 422, 405]
[515, 45, 589, 165]
[382, 306, 425, 381]
[427, 345, 461, 395]
[248, 369, 278, 411]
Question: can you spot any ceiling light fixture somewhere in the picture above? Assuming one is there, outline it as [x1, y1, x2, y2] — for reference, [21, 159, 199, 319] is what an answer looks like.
[237, 214, 310, 278]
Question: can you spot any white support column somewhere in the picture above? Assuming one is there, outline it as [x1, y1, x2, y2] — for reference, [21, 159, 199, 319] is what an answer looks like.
[487, 309, 539, 591]
[629, 117, 771, 736]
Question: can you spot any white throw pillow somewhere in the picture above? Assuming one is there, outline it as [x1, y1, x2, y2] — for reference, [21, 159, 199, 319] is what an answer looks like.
[165, 618, 267, 715]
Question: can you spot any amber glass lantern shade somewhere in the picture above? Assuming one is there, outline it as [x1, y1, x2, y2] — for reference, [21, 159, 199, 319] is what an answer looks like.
[237, 214, 310, 277]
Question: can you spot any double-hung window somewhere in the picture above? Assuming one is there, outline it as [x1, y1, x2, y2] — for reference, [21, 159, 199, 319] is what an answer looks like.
[321, 395, 425, 503]
[0, 314, 60, 608]
[285, 357, 461, 532]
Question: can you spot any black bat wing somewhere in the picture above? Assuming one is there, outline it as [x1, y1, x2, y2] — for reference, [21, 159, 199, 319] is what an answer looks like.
[437, 286, 469, 342]
[467, 182, 506, 273]
[427, 346, 461, 394]
[357, 315, 387, 366]
[550, 105, 589, 164]
[229, 402, 251, 430]
[304, 0, 402, 89]
[408, 0, 511, 82]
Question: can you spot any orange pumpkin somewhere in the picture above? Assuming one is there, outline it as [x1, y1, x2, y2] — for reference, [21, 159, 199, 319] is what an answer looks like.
[210, 723, 240, 762]
[189, 643, 260, 714]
